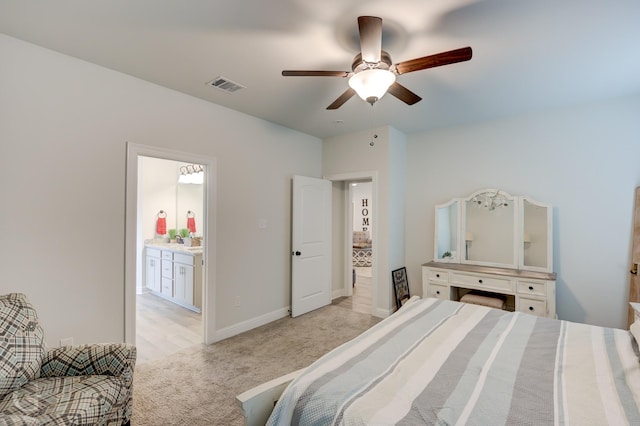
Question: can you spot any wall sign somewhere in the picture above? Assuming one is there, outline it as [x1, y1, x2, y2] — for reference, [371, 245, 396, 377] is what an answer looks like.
[361, 198, 369, 231]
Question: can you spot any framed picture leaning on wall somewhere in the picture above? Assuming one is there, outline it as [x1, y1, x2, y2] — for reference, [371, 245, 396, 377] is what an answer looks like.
[392, 267, 410, 310]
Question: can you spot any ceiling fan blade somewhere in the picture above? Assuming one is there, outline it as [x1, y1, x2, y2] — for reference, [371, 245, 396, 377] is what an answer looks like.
[282, 70, 349, 77]
[387, 82, 422, 105]
[358, 16, 382, 64]
[394, 47, 472, 75]
[326, 88, 356, 110]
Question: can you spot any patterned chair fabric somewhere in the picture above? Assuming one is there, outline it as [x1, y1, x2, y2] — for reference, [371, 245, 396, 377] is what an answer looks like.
[0, 294, 136, 425]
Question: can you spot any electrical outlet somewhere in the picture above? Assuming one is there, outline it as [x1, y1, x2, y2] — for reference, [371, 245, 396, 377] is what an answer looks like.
[60, 337, 73, 347]
[235, 296, 241, 307]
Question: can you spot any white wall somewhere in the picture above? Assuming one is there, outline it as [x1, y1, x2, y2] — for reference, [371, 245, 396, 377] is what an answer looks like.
[139, 156, 180, 241]
[388, 126, 407, 286]
[323, 126, 406, 316]
[0, 34, 321, 346]
[405, 94, 640, 329]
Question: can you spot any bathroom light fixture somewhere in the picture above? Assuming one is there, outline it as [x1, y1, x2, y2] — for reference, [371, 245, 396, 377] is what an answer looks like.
[348, 69, 396, 105]
[178, 164, 204, 184]
[470, 190, 509, 211]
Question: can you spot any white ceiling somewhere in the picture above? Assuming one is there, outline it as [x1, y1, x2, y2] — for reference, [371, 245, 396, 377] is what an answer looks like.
[2, 0, 639, 139]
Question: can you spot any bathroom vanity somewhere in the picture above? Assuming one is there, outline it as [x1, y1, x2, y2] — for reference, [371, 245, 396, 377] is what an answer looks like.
[145, 243, 203, 312]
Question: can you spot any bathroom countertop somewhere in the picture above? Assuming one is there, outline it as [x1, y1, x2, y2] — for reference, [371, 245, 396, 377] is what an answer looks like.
[145, 242, 203, 255]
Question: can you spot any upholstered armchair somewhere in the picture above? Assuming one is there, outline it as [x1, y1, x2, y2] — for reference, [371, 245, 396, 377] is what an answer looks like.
[0, 293, 136, 425]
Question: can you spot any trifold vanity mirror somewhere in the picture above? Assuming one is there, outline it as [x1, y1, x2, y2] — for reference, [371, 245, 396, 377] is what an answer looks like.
[435, 189, 553, 272]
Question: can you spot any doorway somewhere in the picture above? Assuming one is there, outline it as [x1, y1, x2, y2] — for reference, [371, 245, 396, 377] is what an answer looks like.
[325, 171, 378, 316]
[349, 180, 373, 314]
[135, 156, 204, 363]
[124, 143, 217, 349]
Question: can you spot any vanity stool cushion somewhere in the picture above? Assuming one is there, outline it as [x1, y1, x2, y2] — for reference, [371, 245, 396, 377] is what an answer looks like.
[460, 293, 505, 310]
[0, 293, 46, 399]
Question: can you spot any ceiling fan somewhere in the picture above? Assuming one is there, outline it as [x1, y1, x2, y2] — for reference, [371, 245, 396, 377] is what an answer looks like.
[282, 16, 472, 109]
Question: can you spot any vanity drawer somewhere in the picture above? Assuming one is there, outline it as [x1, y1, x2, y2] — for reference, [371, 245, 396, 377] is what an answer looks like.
[426, 269, 449, 283]
[161, 260, 173, 278]
[517, 280, 546, 297]
[161, 277, 173, 296]
[450, 272, 514, 293]
[427, 284, 449, 300]
[174, 253, 195, 265]
[518, 297, 546, 317]
[147, 248, 161, 258]
[161, 250, 173, 260]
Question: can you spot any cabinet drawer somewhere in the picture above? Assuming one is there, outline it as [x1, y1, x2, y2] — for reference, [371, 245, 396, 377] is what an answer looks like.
[450, 272, 514, 293]
[147, 248, 161, 258]
[161, 277, 173, 296]
[161, 250, 173, 260]
[517, 280, 546, 297]
[174, 253, 195, 265]
[518, 297, 546, 317]
[427, 283, 449, 300]
[426, 269, 449, 283]
[161, 260, 173, 278]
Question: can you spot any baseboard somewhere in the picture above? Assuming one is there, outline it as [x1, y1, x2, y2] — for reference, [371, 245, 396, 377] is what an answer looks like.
[373, 307, 391, 318]
[332, 288, 347, 299]
[212, 307, 290, 342]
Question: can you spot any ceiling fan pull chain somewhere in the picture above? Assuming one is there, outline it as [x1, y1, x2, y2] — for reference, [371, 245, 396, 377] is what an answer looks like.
[369, 104, 378, 147]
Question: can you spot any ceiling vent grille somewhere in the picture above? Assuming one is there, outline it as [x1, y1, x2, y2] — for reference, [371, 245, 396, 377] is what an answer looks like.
[206, 76, 245, 93]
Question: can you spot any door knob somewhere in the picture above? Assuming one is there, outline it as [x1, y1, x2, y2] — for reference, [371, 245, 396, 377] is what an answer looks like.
[632, 263, 638, 276]
[292, 251, 301, 256]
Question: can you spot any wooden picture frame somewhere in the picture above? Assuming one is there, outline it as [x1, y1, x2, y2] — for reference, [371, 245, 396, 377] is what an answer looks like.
[392, 267, 410, 310]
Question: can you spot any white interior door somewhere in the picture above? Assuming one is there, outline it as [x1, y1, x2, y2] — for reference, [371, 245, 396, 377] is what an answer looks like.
[291, 175, 332, 317]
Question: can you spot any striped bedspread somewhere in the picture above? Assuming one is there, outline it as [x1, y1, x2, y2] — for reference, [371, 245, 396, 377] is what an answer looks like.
[267, 297, 640, 425]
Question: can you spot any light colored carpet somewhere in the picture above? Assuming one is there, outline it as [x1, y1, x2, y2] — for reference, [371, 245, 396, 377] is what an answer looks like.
[132, 302, 381, 425]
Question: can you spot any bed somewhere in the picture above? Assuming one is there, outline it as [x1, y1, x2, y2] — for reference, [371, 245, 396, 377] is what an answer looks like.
[237, 297, 640, 425]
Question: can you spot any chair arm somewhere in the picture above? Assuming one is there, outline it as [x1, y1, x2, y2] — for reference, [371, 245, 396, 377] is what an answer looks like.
[40, 343, 136, 385]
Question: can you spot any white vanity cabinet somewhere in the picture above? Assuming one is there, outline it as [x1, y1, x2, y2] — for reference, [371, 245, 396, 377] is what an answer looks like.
[145, 248, 162, 293]
[423, 262, 556, 318]
[173, 252, 203, 310]
[145, 245, 202, 312]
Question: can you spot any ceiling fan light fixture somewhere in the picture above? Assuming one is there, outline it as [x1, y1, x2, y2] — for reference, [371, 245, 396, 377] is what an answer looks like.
[348, 69, 396, 104]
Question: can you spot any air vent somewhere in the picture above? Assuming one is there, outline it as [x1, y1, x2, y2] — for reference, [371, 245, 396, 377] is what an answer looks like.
[206, 76, 245, 93]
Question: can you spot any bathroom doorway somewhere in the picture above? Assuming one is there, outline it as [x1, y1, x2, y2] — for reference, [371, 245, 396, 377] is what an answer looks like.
[135, 156, 205, 363]
[124, 143, 217, 355]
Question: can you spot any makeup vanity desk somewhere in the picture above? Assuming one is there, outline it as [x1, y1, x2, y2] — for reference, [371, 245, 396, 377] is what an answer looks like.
[426, 189, 557, 318]
[422, 261, 556, 318]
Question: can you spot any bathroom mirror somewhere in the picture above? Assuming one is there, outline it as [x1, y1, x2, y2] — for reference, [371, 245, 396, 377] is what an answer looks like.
[521, 197, 552, 271]
[176, 182, 204, 234]
[462, 189, 517, 267]
[434, 199, 460, 262]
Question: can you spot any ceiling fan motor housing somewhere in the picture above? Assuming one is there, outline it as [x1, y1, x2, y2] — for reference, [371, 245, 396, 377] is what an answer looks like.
[351, 51, 393, 73]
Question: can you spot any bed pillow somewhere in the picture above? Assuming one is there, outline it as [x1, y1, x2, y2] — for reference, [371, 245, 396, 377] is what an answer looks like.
[0, 293, 46, 399]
